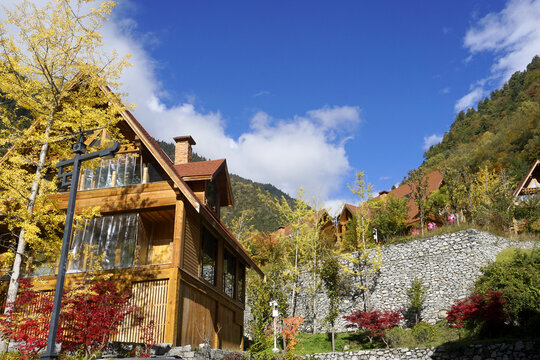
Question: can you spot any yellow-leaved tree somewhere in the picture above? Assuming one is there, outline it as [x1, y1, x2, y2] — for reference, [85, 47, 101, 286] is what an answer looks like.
[273, 188, 332, 334]
[341, 171, 381, 311]
[0, 0, 130, 338]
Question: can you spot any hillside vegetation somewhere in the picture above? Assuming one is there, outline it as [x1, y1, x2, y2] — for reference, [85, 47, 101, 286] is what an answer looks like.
[422, 56, 540, 183]
[156, 140, 293, 233]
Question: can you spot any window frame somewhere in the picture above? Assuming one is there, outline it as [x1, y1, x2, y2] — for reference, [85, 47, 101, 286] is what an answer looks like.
[200, 226, 218, 286]
[222, 247, 236, 299]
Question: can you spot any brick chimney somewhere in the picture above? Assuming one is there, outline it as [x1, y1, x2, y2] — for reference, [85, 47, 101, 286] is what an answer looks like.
[173, 136, 196, 165]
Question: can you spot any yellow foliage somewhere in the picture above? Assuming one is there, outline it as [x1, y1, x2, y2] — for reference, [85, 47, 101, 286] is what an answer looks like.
[0, 0, 130, 301]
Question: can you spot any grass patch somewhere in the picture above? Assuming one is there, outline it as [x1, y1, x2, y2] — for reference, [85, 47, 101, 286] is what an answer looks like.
[294, 324, 537, 355]
[385, 224, 473, 245]
[295, 323, 462, 355]
[496, 248, 534, 263]
[295, 331, 382, 355]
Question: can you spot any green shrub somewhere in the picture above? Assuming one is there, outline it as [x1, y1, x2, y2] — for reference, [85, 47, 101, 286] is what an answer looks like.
[475, 248, 540, 336]
[406, 278, 428, 325]
[384, 327, 412, 348]
[411, 322, 435, 344]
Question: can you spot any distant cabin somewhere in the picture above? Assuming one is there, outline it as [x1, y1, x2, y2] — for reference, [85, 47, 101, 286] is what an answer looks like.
[337, 171, 443, 241]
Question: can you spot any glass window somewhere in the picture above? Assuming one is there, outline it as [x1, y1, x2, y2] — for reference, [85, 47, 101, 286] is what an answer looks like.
[237, 263, 246, 302]
[79, 154, 163, 191]
[201, 228, 217, 285]
[223, 249, 236, 298]
[68, 213, 138, 272]
[206, 180, 218, 211]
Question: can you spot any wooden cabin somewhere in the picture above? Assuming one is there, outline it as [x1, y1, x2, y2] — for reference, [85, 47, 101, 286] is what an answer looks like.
[0, 87, 262, 350]
[337, 171, 444, 240]
[270, 209, 337, 247]
[512, 159, 540, 232]
[513, 159, 540, 203]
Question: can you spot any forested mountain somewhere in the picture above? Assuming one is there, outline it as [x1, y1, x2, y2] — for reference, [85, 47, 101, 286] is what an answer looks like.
[422, 56, 540, 184]
[156, 140, 293, 233]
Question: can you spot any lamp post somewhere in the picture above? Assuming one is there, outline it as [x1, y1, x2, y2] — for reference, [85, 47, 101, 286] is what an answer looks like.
[40, 132, 119, 360]
[270, 300, 279, 353]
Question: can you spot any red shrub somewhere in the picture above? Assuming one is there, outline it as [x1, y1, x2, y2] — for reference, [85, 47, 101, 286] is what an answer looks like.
[0, 279, 135, 357]
[343, 309, 403, 344]
[446, 290, 507, 332]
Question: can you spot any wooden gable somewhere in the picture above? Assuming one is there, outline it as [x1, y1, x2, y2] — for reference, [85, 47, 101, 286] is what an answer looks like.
[513, 159, 540, 200]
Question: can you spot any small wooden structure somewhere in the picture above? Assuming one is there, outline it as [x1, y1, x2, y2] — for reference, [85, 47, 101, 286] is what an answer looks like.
[512, 159, 540, 232]
[513, 159, 540, 203]
[270, 209, 337, 247]
[337, 171, 444, 240]
[0, 86, 262, 349]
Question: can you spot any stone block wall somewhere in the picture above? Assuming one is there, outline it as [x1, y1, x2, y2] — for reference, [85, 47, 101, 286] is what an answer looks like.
[303, 341, 539, 360]
[247, 229, 536, 334]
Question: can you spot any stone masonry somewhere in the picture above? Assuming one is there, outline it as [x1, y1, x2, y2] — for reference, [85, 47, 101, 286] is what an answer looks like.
[246, 229, 537, 334]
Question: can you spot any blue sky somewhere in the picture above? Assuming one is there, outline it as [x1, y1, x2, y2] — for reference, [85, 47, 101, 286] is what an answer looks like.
[5, 0, 540, 212]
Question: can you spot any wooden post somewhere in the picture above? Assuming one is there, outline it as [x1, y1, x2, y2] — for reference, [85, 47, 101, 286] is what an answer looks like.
[164, 198, 186, 345]
[173, 199, 185, 268]
[165, 267, 181, 344]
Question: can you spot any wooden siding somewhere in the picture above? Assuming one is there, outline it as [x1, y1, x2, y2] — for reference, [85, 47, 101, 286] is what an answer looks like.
[113, 279, 169, 343]
[50, 182, 177, 213]
[180, 283, 217, 347]
[218, 305, 242, 350]
[182, 205, 200, 276]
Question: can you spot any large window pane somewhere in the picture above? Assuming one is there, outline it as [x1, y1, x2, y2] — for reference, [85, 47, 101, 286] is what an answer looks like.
[223, 250, 236, 298]
[68, 213, 139, 272]
[201, 228, 217, 285]
[238, 263, 245, 302]
[79, 154, 157, 191]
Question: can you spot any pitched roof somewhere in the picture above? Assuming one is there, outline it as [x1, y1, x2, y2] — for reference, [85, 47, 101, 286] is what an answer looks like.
[98, 85, 259, 274]
[378, 170, 443, 224]
[270, 208, 333, 239]
[341, 170, 443, 225]
[173, 159, 234, 207]
[173, 159, 226, 180]
[513, 159, 540, 199]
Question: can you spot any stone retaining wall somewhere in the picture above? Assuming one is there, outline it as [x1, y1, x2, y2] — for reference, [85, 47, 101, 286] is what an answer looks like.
[158, 341, 540, 360]
[303, 341, 539, 360]
[276, 230, 536, 333]
[160, 344, 243, 360]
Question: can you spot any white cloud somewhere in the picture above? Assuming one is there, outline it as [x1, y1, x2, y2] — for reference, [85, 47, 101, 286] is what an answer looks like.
[1, 0, 361, 201]
[306, 105, 361, 130]
[423, 134, 444, 150]
[323, 199, 349, 218]
[458, 0, 540, 109]
[253, 90, 270, 97]
[439, 87, 450, 94]
[97, 5, 360, 201]
[454, 87, 484, 112]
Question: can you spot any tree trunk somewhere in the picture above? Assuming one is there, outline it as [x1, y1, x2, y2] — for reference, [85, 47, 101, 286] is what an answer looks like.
[362, 270, 371, 311]
[311, 230, 317, 334]
[420, 207, 425, 236]
[291, 229, 299, 317]
[1, 114, 54, 352]
[361, 216, 365, 248]
[331, 326, 335, 352]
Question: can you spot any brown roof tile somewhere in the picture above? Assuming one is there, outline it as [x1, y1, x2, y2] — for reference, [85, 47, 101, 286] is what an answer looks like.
[376, 170, 443, 223]
[173, 159, 226, 179]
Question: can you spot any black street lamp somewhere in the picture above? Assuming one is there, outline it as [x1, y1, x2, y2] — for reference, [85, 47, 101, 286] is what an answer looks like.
[40, 131, 119, 360]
